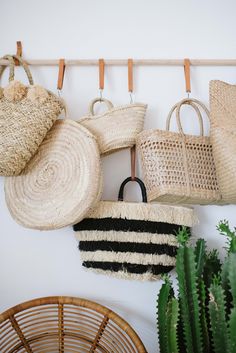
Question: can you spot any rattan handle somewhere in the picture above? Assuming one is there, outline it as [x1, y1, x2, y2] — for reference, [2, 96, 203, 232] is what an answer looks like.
[89, 97, 114, 116]
[118, 177, 147, 203]
[0, 54, 34, 85]
[166, 98, 209, 136]
[0, 55, 15, 81]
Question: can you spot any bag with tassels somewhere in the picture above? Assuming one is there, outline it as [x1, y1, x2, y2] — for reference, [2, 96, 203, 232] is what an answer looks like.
[73, 177, 197, 281]
[0, 54, 64, 176]
[137, 98, 221, 204]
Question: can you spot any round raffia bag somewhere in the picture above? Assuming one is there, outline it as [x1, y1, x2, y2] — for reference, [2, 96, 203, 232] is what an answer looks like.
[0, 54, 64, 176]
[73, 177, 197, 281]
[137, 98, 221, 204]
[79, 98, 147, 155]
[5, 120, 102, 230]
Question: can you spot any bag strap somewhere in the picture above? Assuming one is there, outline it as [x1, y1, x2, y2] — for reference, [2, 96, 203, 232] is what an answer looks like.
[118, 177, 147, 203]
[89, 97, 114, 116]
[0, 54, 34, 85]
[0, 55, 15, 81]
[166, 98, 209, 136]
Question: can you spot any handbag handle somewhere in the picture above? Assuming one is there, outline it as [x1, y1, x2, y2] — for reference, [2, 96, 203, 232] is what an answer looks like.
[118, 177, 147, 203]
[89, 97, 114, 116]
[0, 54, 34, 85]
[166, 98, 210, 136]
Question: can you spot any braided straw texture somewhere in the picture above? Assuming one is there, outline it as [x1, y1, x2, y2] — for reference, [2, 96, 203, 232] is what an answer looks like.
[0, 296, 147, 353]
[79, 98, 147, 155]
[4, 120, 102, 230]
[137, 99, 220, 204]
[210, 80, 236, 203]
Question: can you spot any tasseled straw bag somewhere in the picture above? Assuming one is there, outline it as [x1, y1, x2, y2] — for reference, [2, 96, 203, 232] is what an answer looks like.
[73, 177, 197, 281]
[79, 98, 147, 155]
[0, 54, 64, 176]
[137, 98, 221, 204]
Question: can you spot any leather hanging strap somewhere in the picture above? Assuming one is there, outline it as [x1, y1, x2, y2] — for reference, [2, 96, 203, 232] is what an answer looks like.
[15, 41, 22, 66]
[184, 58, 191, 93]
[128, 58, 133, 92]
[57, 59, 65, 90]
[130, 145, 136, 181]
[99, 58, 105, 90]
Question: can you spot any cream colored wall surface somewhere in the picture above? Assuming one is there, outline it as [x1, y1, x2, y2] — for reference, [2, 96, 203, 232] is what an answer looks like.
[1, 0, 236, 352]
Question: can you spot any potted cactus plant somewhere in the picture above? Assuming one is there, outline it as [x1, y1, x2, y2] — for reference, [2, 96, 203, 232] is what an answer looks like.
[157, 220, 236, 353]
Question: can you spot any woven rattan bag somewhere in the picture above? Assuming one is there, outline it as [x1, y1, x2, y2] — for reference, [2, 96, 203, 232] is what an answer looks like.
[73, 177, 197, 281]
[79, 97, 147, 155]
[137, 98, 221, 204]
[210, 80, 236, 203]
[0, 55, 64, 176]
[5, 120, 102, 230]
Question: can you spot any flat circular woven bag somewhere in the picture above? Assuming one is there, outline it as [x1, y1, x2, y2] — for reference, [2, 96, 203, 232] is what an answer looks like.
[0, 296, 147, 353]
[0, 55, 64, 176]
[5, 120, 102, 230]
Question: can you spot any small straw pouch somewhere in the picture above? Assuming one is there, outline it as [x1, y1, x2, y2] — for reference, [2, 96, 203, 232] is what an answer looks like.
[0, 55, 64, 176]
[210, 80, 236, 203]
[137, 98, 221, 204]
[79, 98, 147, 155]
[73, 177, 197, 281]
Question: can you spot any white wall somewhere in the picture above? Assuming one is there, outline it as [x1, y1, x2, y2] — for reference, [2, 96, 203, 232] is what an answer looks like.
[1, 1, 236, 352]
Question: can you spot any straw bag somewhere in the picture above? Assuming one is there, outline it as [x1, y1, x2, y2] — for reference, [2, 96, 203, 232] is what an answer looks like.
[73, 177, 197, 281]
[5, 120, 102, 230]
[210, 80, 236, 203]
[79, 98, 147, 155]
[137, 98, 221, 204]
[0, 55, 64, 176]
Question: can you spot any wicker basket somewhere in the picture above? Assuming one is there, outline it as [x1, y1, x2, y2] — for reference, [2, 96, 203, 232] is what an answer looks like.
[137, 98, 221, 204]
[0, 296, 147, 353]
[210, 80, 236, 203]
[0, 54, 64, 176]
[79, 98, 147, 155]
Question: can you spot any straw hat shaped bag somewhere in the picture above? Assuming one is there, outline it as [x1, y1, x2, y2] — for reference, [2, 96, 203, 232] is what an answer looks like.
[0, 55, 64, 176]
[79, 97, 147, 155]
[73, 177, 197, 281]
[5, 120, 102, 230]
[137, 98, 221, 204]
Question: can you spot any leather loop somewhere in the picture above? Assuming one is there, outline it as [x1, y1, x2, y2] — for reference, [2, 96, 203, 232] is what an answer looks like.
[14, 41, 22, 66]
[130, 145, 136, 181]
[57, 59, 65, 90]
[118, 177, 147, 203]
[128, 58, 133, 92]
[89, 97, 113, 115]
[99, 58, 105, 90]
[184, 58, 191, 93]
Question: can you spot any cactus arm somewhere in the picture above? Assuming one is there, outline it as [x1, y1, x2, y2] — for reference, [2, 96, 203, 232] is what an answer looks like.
[228, 253, 236, 307]
[166, 298, 179, 353]
[228, 308, 236, 353]
[176, 246, 203, 353]
[195, 239, 206, 278]
[198, 279, 210, 353]
[208, 282, 229, 353]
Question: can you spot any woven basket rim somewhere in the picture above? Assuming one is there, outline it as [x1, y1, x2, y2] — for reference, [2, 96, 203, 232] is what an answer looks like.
[137, 128, 210, 140]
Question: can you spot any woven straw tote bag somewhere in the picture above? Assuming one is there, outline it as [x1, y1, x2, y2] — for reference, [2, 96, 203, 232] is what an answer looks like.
[137, 98, 221, 204]
[210, 80, 236, 203]
[5, 120, 102, 230]
[79, 97, 147, 155]
[0, 54, 64, 176]
[73, 177, 197, 281]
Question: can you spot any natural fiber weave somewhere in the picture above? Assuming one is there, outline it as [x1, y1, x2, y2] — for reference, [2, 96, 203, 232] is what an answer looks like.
[210, 80, 236, 203]
[0, 296, 147, 353]
[5, 120, 102, 230]
[0, 55, 64, 176]
[79, 98, 147, 155]
[137, 98, 220, 204]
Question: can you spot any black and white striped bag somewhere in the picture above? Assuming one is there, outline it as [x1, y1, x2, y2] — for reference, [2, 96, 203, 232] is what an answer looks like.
[73, 177, 197, 281]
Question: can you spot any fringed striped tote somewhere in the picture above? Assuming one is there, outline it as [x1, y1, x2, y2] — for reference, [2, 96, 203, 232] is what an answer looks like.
[73, 177, 197, 281]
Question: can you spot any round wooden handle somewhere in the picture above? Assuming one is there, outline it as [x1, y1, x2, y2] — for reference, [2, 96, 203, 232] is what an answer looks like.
[89, 97, 114, 116]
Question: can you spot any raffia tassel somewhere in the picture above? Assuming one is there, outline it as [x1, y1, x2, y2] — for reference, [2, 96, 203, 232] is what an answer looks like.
[83, 267, 163, 281]
[4, 80, 27, 101]
[27, 85, 49, 105]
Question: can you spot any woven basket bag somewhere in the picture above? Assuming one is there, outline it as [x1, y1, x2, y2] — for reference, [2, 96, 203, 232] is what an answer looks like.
[0, 54, 64, 176]
[5, 120, 102, 230]
[137, 98, 221, 204]
[0, 296, 147, 353]
[79, 97, 147, 155]
[210, 80, 236, 203]
[74, 177, 197, 281]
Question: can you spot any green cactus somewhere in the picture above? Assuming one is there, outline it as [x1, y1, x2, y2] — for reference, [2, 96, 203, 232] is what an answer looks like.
[157, 221, 236, 353]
